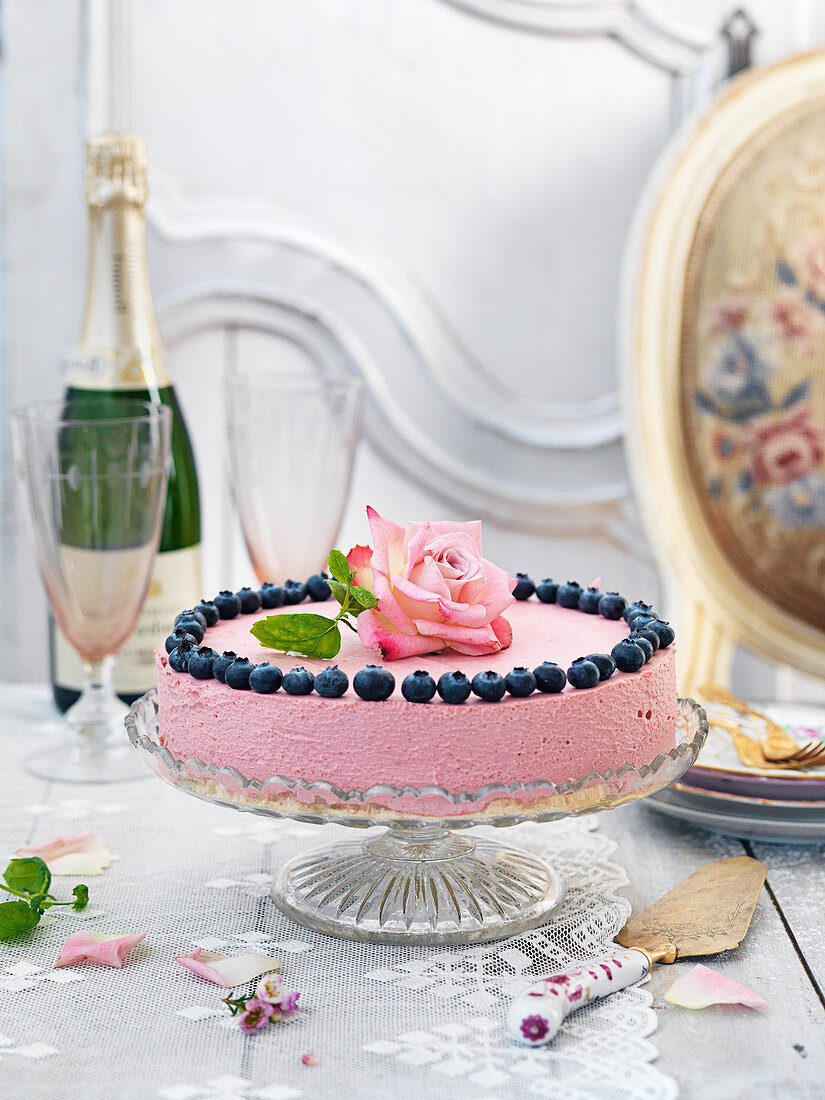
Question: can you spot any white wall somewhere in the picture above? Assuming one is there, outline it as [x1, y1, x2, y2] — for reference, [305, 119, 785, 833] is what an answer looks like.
[2, 0, 824, 698]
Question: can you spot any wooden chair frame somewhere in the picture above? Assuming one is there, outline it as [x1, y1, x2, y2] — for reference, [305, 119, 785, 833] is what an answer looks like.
[621, 50, 825, 698]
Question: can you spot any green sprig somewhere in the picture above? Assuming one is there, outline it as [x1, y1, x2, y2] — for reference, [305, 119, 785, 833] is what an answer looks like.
[250, 549, 377, 660]
[0, 856, 90, 941]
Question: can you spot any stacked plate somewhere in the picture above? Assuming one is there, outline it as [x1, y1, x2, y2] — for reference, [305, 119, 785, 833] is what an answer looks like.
[647, 703, 825, 842]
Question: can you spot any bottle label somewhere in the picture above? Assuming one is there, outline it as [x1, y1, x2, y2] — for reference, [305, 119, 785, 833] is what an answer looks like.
[54, 544, 202, 694]
[64, 347, 172, 391]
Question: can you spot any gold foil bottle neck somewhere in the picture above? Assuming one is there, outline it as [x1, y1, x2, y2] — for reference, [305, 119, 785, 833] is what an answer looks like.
[86, 132, 147, 207]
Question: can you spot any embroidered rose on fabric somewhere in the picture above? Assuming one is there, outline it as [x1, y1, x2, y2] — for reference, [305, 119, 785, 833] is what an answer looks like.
[766, 290, 824, 353]
[748, 406, 825, 486]
[347, 507, 516, 660]
[787, 233, 825, 300]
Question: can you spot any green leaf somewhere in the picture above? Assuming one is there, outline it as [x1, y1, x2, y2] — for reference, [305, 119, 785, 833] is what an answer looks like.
[349, 585, 378, 612]
[327, 578, 349, 607]
[251, 613, 342, 659]
[0, 899, 41, 941]
[3, 857, 50, 899]
[327, 549, 354, 585]
[72, 884, 90, 911]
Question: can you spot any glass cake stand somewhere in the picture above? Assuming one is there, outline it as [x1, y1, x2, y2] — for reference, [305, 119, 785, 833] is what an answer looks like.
[125, 694, 707, 945]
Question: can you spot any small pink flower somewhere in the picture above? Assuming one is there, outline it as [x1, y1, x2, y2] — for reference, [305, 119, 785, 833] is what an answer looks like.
[302, 1053, 318, 1066]
[255, 973, 300, 1014]
[520, 1014, 550, 1041]
[767, 290, 823, 352]
[238, 998, 275, 1034]
[55, 931, 145, 969]
[348, 507, 516, 660]
[176, 948, 281, 988]
[748, 406, 825, 486]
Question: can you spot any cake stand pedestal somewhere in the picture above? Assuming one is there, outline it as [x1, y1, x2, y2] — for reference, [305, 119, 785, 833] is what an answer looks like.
[126, 694, 707, 946]
[274, 826, 563, 945]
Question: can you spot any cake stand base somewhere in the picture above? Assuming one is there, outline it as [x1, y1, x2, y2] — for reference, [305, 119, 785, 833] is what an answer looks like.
[271, 825, 565, 945]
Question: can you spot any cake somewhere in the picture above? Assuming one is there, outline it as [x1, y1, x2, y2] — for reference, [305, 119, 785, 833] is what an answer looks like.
[154, 510, 678, 818]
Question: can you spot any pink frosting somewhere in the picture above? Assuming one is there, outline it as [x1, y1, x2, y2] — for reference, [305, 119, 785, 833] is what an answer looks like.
[155, 601, 678, 815]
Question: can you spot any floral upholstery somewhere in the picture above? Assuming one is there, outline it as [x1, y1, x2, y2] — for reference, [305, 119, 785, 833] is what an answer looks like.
[681, 108, 825, 633]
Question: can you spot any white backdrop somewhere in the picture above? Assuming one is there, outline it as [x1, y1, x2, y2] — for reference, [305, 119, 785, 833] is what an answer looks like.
[3, 0, 824, 697]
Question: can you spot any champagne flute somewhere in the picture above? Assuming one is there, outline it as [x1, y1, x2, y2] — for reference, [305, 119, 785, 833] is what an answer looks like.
[225, 372, 363, 582]
[11, 399, 171, 782]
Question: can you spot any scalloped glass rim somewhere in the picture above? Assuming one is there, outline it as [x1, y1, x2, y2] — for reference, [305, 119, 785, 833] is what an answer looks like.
[125, 692, 707, 828]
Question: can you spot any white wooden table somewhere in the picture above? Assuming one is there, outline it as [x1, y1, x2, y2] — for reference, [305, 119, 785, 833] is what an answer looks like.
[2, 684, 824, 1098]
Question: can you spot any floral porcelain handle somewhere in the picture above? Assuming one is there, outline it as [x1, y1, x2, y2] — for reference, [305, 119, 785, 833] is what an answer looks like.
[507, 947, 652, 1045]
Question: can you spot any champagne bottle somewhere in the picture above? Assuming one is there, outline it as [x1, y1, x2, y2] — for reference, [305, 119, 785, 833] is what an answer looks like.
[51, 132, 202, 711]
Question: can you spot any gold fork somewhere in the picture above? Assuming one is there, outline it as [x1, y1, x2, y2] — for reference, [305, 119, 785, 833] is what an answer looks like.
[711, 716, 825, 769]
[699, 683, 824, 764]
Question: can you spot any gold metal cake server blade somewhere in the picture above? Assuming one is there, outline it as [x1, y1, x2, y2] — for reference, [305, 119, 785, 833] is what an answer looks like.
[615, 856, 766, 963]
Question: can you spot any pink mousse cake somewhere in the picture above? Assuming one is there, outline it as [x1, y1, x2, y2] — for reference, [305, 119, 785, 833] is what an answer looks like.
[155, 598, 678, 818]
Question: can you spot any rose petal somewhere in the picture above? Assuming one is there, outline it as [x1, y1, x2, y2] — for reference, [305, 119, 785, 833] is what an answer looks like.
[665, 964, 768, 1010]
[47, 853, 108, 876]
[55, 931, 145, 969]
[175, 948, 281, 988]
[346, 544, 374, 592]
[17, 832, 111, 873]
[356, 609, 441, 660]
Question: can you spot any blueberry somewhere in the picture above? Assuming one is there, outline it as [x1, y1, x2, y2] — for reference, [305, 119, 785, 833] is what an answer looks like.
[315, 666, 349, 698]
[175, 608, 207, 632]
[648, 619, 676, 648]
[249, 663, 283, 694]
[172, 615, 204, 645]
[213, 651, 238, 683]
[557, 581, 583, 609]
[194, 600, 220, 628]
[168, 640, 194, 673]
[283, 579, 308, 605]
[633, 625, 660, 653]
[471, 671, 507, 702]
[306, 572, 331, 601]
[437, 671, 472, 704]
[533, 661, 567, 693]
[259, 583, 285, 609]
[165, 627, 197, 654]
[188, 647, 217, 679]
[535, 579, 558, 604]
[578, 587, 602, 614]
[598, 592, 626, 620]
[214, 591, 242, 620]
[512, 573, 535, 600]
[505, 666, 536, 697]
[628, 633, 654, 662]
[611, 640, 646, 673]
[353, 665, 395, 701]
[585, 652, 616, 681]
[225, 656, 253, 690]
[567, 658, 600, 689]
[623, 601, 654, 625]
[236, 586, 262, 614]
[402, 670, 437, 703]
[628, 612, 658, 632]
[283, 667, 315, 695]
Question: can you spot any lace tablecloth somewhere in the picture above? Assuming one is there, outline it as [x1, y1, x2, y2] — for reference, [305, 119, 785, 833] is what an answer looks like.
[0, 689, 677, 1100]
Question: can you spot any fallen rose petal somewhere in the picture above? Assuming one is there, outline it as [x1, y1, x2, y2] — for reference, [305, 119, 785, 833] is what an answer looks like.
[665, 964, 768, 1010]
[176, 948, 281, 988]
[17, 832, 111, 873]
[47, 853, 108, 876]
[55, 931, 145, 969]
[302, 1053, 318, 1066]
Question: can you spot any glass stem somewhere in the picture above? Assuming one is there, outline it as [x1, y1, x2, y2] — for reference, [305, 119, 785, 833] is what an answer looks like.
[66, 655, 124, 744]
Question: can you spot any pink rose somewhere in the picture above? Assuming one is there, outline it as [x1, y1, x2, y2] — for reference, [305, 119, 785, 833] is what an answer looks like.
[766, 290, 823, 353]
[347, 507, 516, 660]
[749, 406, 825, 486]
[788, 234, 825, 300]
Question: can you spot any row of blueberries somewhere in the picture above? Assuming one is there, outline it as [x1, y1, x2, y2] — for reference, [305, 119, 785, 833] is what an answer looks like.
[163, 616, 674, 702]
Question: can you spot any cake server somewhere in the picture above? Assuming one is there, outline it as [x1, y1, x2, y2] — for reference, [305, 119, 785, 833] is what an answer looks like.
[508, 855, 766, 1045]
